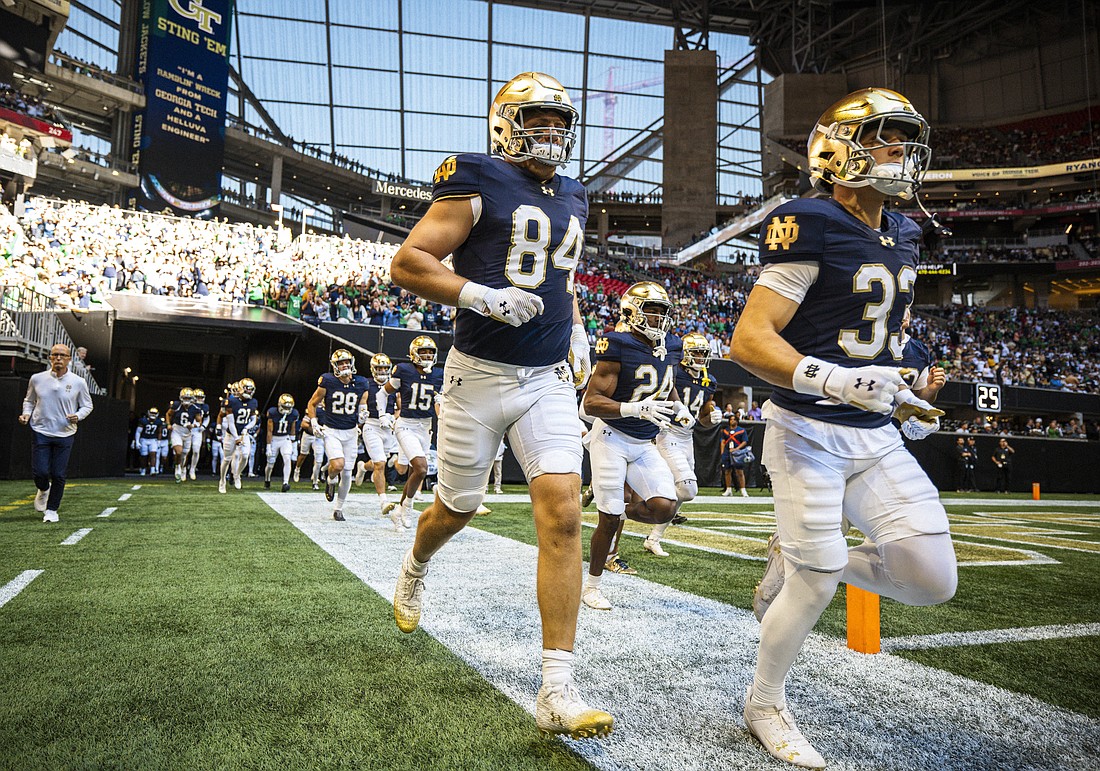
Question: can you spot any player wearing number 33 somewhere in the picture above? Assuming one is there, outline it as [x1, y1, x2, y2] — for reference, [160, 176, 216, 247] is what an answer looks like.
[387, 72, 613, 740]
[730, 88, 956, 769]
[306, 349, 370, 522]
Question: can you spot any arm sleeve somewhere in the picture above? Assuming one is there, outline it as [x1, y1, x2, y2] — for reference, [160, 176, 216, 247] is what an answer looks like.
[753, 261, 820, 304]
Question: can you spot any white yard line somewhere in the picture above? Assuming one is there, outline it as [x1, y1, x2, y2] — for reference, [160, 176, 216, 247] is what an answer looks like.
[117, 493, 131, 502]
[0, 570, 44, 609]
[97, 507, 117, 518]
[60, 528, 93, 546]
[131, 485, 142, 490]
[883, 623, 1100, 652]
[261, 493, 1100, 771]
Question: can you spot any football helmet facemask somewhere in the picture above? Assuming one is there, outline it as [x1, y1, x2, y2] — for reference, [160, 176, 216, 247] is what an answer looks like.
[490, 72, 579, 168]
[409, 336, 437, 371]
[620, 282, 673, 344]
[370, 352, 393, 384]
[330, 349, 356, 378]
[681, 332, 712, 374]
[278, 393, 295, 414]
[807, 87, 931, 200]
[228, 381, 242, 397]
[147, 407, 159, 419]
[239, 378, 256, 399]
[179, 387, 194, 404]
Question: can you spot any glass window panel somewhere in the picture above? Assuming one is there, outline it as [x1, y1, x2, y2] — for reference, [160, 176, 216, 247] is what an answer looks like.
[588, 16, 670, 57]
[265, 102, 331, 147]
[241, 58, 328, 104]
[237, 15, 327, 65]
[404, 35, 486, 81]
[404, 0, 487, 39]
[404, 112, 484, 158]
[330, 26, 399, 70]
[334, 108, 402, 151]
[490, 46, 583, 93]
[332, 67, 400, 111]
[329, 0, 398, 29]
[492, 4, 584, 48]
[403, 73, 485, 116]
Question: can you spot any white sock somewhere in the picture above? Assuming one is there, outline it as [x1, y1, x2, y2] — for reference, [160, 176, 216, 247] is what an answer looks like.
[649, 521, 671, 540]
[585, 573, 602, 590]
[541, 648, 574, 689]
[405, 549, 428, 576]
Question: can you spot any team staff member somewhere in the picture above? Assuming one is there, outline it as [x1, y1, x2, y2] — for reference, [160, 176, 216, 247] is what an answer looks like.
[19, 344, 94, 523]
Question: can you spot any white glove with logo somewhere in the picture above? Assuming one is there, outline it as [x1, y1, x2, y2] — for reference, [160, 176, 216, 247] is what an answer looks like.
[458, 281, 544, 328]
[672, 402, 696, 430]
[619, 397, 678, 429]
[568, 323, 592, 389]
[379, 413, 395, 430]
[313, 423, 325, 437]
[901, 415, 940, 440]
[792, 356, 904, 415]
[708, 407, 723, 424]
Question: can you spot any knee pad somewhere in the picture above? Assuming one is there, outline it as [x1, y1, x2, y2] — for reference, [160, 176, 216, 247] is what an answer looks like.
[675, 479, 698, 504]
[436, 482, 484, 515]
[881, 535, 958, 606]
[593, 483, 626, 518]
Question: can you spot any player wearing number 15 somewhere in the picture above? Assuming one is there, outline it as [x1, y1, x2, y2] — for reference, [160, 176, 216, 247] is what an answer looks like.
[388, 72, 612, 740]
[307, 350, 370, 522]
[730, 88, 956, 769]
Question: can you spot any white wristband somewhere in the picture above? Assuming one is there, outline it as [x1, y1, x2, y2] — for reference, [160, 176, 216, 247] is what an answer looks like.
[457, 281, 490, 310]
[791, 356, 837, 397]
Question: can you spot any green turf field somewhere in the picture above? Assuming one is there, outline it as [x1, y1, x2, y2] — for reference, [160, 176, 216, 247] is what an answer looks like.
[1, 478, 1098, 769]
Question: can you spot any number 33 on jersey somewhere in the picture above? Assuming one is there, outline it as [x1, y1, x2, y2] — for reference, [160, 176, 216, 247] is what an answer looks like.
[433, 152, 587, 368]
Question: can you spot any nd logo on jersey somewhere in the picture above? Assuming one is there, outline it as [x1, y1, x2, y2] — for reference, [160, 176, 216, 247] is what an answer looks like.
[434, 156, 457, 184]
[765, 215, 800, 251]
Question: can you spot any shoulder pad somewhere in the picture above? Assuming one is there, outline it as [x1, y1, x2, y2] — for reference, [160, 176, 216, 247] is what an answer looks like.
[432, 153, 482, 202]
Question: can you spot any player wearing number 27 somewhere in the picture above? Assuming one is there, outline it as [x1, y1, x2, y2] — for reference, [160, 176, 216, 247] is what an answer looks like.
[388, 72, 613, 740]
[730, 88, 956, 769]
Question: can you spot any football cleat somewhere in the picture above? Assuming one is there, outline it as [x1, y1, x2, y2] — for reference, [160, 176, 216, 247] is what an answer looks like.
[744, 686, 826, 769]
[581, 586, 611, 611]
[753, 532, 786, 622]
[670, 514, 688, 525]
[293, 467, 301, 483]
[218, 477, 226, 494]
[604, 556, 636, 575]
[535, 682, 614, 739]
[34, 488, 49, 512]
[494, 486, 504, 496]
[333, 509, 345, 522]
[42, 510, 59, 523]
[475, 503, 492, 516]
[324, 478, 336, 502]
[189, 469, 196, 481]
[382, 501, 402, 531]
[233, 475, 242, 490]
[264, 479, 271, 489]
[643, 538, 669, 558]
[580, 487, 595, 507]
[400, 505, 412, 529]
[721, 488, 733, 497]
[394, 549, 427, 633]
[312, 481, 320, 491]
[282, 482, 290, 493]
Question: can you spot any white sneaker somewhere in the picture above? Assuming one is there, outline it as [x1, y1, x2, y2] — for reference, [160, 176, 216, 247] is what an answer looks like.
[644, 538, 669, 558]
[740, 488, 750, 498]
[42, 509, 59, 523]
[293, 467, 301, 483]
[233, 475, 242, 490]
[400, 505, 412, 529]
[189, 469, 196, 481]
[752, 532, 785, 622]
[175, 467, 182, 482]
[721, 488, 733, 497]
[581, 585, 611, 611]
[394, 549, 427, 633]
[494, 487, 503, 495]
[535, 682, 614, 739]
[382, 502, 402, 531]
[218, 477, 227, 494]
[34, 488, 49, 512]
[744, 686, 826, 769]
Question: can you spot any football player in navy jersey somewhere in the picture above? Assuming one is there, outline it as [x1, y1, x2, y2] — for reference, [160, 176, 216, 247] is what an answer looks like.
[218, 378, 258, 493]
[897, 306, 947, 439]
[186, 388, 209, 480]
[264, 394, 300, 492]
[358, 353, 398, 507]
[293, 417, 326, 491]
[643, 332, 723, 557]
[134, 407, 164, 476]
[730, 88, 954, 769]
[388, 72, 612, 739]
[166, 388, 203, 483]
[580, 282, 691, 610]
[307, 349, 370, 522]
[380, 337, 443, 530]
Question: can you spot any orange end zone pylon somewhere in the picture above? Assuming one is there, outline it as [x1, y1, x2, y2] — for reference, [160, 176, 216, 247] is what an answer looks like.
[846, 585, 881, 654]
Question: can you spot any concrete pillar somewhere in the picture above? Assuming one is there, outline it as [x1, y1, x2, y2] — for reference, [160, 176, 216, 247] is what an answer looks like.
[598, 207, 609, 244]
[662, 50, 717, 249]
[1033, 279, 1050, 309]
[271, 156, 283, 206]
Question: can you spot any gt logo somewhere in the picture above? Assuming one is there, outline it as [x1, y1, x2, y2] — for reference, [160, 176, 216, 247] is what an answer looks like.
[168, 0, 222, 33]
[433, 156, 457, 184]
[764, 215, 799, 251]
[853, 378, 876, 391]
[594, 338, 609, 354]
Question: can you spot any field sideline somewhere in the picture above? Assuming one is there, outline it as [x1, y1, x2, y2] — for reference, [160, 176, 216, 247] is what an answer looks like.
[1, 478, 1098, 770]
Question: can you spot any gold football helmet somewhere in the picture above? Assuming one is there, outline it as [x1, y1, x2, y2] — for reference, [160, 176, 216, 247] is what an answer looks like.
[147, 407, 159, 419]
[370, 352, 393, 384]
[620, 282, 673, 343]
[490, 72, 579, 167]
[681, 332, 712, 374]
[409, 336, 437, 370]
[807, 87, 931, 200]
[228, 381, 242, 397]
[193, 388, 205, 402]
[179, 387, 194, 404]
[277, 393, 295, 414]
[330, 349, 355, 378]
[239, 378, 256, 399]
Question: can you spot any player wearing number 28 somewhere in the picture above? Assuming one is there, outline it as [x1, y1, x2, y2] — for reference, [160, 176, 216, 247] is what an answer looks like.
[730, 88, 957, 769]
[388, 72, 613, 740]
[307, 350, 370, 521]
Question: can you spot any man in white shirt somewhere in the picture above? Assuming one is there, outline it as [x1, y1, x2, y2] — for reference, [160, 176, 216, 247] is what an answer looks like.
[18, 344, 94, 523]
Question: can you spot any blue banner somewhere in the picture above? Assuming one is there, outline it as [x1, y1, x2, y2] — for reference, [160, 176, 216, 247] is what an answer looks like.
[130, 0, 233, 218]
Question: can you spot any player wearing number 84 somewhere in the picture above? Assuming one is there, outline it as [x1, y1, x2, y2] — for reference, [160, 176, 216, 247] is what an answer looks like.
[730, 87, 957, 769]
[387, 71, 613, 741]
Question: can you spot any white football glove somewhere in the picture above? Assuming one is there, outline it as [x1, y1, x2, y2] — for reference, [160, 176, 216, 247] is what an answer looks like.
[792, 356, 904, 415]
[901, 415, 940, 440]
[892, 388, 946, 423]
[708, 407, 723, 424]
[568, 323, 592, 390]
[379, 413, 395, 430]
[619, 397, 677, 429]
[313, 423, 326, 437]
[458, 281, 544, 328]
[671, 402, 696, 430]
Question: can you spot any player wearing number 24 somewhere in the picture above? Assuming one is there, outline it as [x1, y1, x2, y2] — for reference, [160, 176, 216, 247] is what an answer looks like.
[730, 87, 957, 769]
[386, 72, 613, 740]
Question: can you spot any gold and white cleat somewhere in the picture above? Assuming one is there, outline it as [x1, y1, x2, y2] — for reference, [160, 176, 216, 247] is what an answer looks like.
[393, 549, 426, 633]
[535, 682, 614, 740]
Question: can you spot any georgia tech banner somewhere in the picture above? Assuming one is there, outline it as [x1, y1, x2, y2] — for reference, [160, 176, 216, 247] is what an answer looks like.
[129, 0, 233, 217]
[922, 157, 1100, 183]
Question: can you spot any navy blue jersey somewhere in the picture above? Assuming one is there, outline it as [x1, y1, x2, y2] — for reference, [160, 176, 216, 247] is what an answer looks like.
[433, 153, 587, 366]
[169, 401, 203, 429]
[721, 425, 749, 456]
[390, 362, 442, 420]
[226, 395, 258, 432]
[675, 366, 719, 424]
[196, 402, 210, 426]
[759, 198, 922, 428]
[267, 407, 300, 437]
[157, 421, 169, 441]
[317, 372, 370, 430]
[364, 380, 397, 420]
[900, 337, 934, 375]
[594, 331, 682, 440]
[137, 416, 164, 438]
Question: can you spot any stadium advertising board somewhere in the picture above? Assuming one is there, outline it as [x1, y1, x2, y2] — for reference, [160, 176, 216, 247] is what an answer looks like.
[916, 263, 955, 276]
[130, 0, 233, 218]
[923, 157, 1100, 182]
[372, 179, 432, 202]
